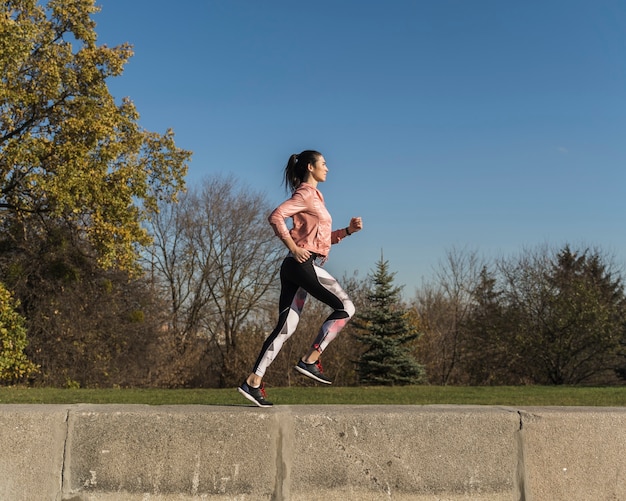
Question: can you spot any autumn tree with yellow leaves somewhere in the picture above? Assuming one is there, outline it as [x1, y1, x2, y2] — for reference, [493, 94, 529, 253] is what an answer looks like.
[0, 0, 190, 386]
[1, 0, 190, 270]
[0, 282, 38, 382]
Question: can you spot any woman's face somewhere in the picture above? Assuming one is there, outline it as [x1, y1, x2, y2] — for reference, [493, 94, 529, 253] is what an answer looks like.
[308, 155, 328, 183]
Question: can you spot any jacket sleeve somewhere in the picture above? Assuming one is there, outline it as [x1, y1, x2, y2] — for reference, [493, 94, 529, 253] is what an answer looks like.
[330, 228, 350, 245]
[268, 190, 309, 240]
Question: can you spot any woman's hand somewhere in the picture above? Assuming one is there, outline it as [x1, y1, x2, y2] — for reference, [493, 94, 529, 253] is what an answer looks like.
[348, 217, 363, 235]
[292, 247, 311, 263]
[282, 235, 311, 263]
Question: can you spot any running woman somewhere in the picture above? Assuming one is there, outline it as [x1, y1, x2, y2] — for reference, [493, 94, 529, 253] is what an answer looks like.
[238, 150, 363, 407]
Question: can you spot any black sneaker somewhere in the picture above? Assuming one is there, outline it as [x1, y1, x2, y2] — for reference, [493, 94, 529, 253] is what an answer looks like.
[237, 381, 273, 407]
[294, 359, 333, 385]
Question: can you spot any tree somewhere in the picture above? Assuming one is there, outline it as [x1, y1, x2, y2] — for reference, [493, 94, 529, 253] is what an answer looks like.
[0, 0, 190, 388]
[1, 0, 190, 271]
[144, 175, 285, 387]
[413, 247, 484, 384]
[413, 244, 626, 386]
[353, 255, 424, 385]
[461, 266, 515, 385]
[499, 245, 626, 385]
[1, 222, 171, 388]
[0, 282, 37, 382]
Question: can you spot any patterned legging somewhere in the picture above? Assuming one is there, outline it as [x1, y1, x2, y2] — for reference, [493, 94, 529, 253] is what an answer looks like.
[252, 254, 355, 377]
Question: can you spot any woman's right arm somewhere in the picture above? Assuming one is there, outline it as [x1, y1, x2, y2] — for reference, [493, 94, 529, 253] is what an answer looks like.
[268, 191, 311, 263]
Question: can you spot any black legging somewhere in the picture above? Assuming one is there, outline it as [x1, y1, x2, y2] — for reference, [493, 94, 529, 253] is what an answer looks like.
[252, 254, 355, 377]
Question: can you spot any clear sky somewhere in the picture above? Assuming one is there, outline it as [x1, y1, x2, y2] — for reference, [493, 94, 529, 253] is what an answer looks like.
[93, 0, 626, 296]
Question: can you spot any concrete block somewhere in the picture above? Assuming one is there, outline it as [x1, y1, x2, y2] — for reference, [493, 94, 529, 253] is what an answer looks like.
[2, 403, 625, 500]
[288, 405, 521, 501]
[63, 404, 281, 500]
[0, 404, 68, 501]
[520, 406, 626, 501]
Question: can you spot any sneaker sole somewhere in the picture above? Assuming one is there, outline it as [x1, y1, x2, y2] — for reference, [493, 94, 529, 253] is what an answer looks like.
[294, 365, 333, 385]
[237, 386, 273, 408]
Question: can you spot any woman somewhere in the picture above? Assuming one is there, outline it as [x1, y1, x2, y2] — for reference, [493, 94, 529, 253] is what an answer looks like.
[238, 150, 363, 407]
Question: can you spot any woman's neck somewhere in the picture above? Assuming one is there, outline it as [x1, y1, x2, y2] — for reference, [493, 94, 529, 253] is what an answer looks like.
[303, 177, 317, 188]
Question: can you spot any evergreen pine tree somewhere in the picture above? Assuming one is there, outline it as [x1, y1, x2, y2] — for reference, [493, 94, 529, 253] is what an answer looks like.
[353, 255, 425, 385]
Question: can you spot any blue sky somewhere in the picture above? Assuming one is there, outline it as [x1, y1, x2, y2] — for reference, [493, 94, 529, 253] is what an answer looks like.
[94, 0, 626, 296]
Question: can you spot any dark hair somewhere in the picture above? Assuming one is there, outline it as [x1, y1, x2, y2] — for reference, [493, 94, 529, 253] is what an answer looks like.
[283, 150, 322, 192]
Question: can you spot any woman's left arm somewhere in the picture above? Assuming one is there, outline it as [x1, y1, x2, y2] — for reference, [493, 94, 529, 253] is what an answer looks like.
[331, 216, 363, 243]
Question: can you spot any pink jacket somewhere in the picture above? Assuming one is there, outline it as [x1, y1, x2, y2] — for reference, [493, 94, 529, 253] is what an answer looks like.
[268, 183, 349, 257]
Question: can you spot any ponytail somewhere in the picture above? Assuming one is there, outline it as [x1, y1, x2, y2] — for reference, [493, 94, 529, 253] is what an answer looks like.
[283, 150, 322, 192]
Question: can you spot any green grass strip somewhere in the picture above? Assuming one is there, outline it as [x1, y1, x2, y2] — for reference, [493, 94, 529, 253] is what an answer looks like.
[1, 386, 626, 406]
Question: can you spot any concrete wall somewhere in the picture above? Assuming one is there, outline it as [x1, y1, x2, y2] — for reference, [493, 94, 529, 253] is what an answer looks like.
[0, 404, 625, 500]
